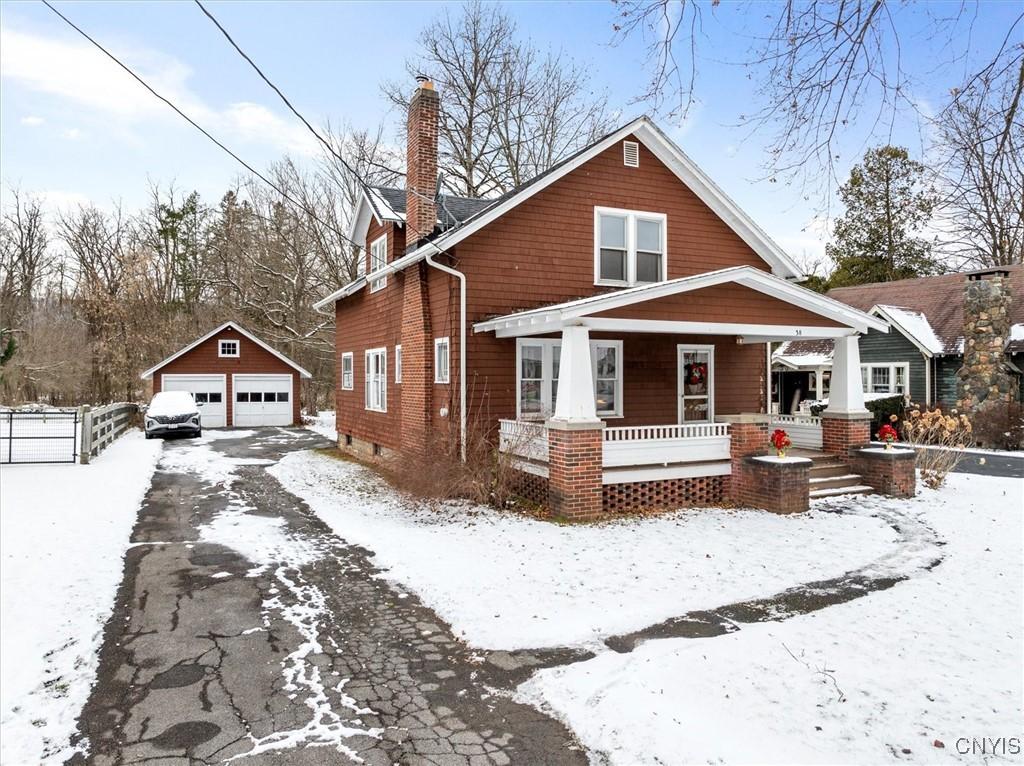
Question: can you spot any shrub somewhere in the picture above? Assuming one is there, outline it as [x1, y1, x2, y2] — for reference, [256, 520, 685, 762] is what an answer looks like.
[810, 394, 906, 434]
[968, 400, 1024, 451]
[900, 404, 973, 489]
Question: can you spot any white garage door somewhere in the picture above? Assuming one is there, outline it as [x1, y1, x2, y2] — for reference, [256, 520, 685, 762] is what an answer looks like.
[233, 374, 293, 427]
[161, 374, 226, 428]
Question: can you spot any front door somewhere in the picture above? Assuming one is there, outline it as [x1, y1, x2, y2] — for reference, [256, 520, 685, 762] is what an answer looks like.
[678, 345, 714, 423]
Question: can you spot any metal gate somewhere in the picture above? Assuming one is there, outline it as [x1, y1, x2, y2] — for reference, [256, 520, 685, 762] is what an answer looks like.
[0, 410, 79, 464]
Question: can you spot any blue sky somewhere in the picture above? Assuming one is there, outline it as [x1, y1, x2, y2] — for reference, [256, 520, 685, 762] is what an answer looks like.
[1, 0, 1016, 267]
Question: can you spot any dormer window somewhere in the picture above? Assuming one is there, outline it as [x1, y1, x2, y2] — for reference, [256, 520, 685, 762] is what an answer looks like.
[219, 339, 239, 357]
[369, 234, 387, 292]
[594, 207, 667, 286]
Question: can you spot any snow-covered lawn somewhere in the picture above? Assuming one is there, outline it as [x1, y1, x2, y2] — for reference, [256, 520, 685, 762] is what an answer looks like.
[0, 431, 162, 765]
[270, 451, 903, 650]
[519, 474, 1024, 764]
[304, 410, 337, 442]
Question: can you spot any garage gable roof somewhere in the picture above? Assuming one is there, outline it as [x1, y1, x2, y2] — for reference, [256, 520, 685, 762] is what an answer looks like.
[140, 322, 313, 380]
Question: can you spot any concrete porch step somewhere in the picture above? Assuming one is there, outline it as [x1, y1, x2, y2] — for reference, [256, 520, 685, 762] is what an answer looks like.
[809, 473, 864, 490]
[809, 484, 875, 499]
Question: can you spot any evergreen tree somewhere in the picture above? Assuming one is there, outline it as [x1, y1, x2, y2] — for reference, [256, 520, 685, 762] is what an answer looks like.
[826, 146, 940, 287]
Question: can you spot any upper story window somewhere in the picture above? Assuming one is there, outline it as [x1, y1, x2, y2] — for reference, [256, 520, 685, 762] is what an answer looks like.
[594, 207, 667, 287]
[219, 339, 239, 358]
[369, 234, 387, 292]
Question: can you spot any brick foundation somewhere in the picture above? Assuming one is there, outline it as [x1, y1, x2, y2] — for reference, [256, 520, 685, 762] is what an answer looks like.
[602, 475, 725, 513]
[732, 456, 811, 514]
[850, 448, 916, 498]
[547, 423, 604, 521]
[821, 413, 872, 456]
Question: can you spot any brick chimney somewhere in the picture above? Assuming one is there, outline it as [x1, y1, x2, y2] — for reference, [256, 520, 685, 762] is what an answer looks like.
[406, 76, 439, 247]
[956, 268, 1015, 412]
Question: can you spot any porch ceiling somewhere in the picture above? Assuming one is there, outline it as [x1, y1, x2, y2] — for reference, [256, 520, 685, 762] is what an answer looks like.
[473, 266, 889, 340]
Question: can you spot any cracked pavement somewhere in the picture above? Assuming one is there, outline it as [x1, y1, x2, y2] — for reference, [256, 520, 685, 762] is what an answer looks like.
[68, 428, 586, 766]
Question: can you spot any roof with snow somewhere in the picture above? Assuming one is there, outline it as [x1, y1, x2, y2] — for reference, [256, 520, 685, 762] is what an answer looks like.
[365, 185, 494, 231]
[777, 267, 1024, 361]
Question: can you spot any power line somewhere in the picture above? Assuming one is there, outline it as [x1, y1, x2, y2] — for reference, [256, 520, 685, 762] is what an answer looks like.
[192, 0, 463, 229]
[39, 0, 364, 254]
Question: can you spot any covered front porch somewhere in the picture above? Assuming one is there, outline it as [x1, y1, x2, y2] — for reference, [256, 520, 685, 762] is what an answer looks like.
[474, 267, 893, 518]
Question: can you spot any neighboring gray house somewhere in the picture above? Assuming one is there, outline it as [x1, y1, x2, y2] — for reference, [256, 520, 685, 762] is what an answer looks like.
[773, 267, 1023, 413]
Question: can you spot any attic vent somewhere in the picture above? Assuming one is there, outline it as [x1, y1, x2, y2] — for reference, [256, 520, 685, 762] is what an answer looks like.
[623, 141, 640, 168]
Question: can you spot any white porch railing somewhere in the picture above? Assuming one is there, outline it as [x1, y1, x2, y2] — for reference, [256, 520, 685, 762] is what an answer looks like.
[769, 414, 823, 450]
[498, 418, 549, 462]
[603, 423, 731, 470]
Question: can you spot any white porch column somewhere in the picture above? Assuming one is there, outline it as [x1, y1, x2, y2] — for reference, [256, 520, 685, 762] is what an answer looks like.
[551, 324, 600, 423]
[815, 369, 824, 401]
[828, 335, 868, 414]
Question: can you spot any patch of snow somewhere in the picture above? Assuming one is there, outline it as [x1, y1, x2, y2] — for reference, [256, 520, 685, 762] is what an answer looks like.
[270, 450, 903, 651]
[1009, 323, 1024, 342]
[304, 410, 337, 441]
[199, 429, 256, 442]
[519, 473, 1023, 764]
[0, 431, 162, 765]
[877, 305, 944, 355]
[158, 443, 272, 489]
[146, 390, 199, 417]
[858, 447, 914, 455]
[752, 455, 812, 464]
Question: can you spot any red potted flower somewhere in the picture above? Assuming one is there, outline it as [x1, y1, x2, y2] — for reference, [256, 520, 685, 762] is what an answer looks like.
[877, 423, 899, 450]
[769, 428, 792, 458]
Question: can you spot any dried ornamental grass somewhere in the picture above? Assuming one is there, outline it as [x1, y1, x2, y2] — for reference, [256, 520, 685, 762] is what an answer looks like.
[900, 404, 973, 489]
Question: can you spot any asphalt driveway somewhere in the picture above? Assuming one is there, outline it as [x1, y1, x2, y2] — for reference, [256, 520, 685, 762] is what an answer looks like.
[69, 428, 585, 766]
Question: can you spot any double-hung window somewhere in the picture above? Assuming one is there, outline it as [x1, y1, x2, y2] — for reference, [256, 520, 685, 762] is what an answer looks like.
[369, 234, 387, 292]
[434, 337, 450, 384]
[860, 363, 909, 395]
[365, 348, 387, 412]
[516, 338, 622, 419]
[594, 207, 667, 286]
[341, 352, 354, 390]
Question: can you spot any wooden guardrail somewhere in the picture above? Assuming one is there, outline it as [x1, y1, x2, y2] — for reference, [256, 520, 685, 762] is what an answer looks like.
[80, 402, 138, 464]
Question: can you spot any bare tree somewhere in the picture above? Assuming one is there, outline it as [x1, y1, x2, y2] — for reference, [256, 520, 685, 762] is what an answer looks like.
[613, 1, 1024, 192]
[935, 51, 1024, 267]
[0, 189, 51, 334]
[385, 0, 612, 197]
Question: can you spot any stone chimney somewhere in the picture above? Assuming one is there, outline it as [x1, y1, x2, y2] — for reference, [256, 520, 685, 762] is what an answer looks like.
[956, 268, 1015, 412]
[406, 76, 439, 247]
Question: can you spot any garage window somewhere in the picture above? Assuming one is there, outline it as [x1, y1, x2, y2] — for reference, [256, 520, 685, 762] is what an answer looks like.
[237, 392, 249, 402]
[341, 352, 354, 390]
[219, 340, 240, 358]
[365, 347, 387, 412]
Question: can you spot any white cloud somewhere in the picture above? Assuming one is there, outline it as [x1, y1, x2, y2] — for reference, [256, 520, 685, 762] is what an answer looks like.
[20, 115, 44, 126]
[61, 128, 83, 140]
[0, 26, 318, 157]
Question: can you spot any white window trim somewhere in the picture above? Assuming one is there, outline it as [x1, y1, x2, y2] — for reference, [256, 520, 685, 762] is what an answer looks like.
[594, 206, 668, 288]
[515, 338, 623, 420]
[434, 337, 450, 384]
[218, 339, 240, 358]
[860, 362, 910, 395]
[395, 344, 402, 383]
[364, 347, 387, 412]
[369, 234, 388, 292]
[677, 344, 715, 424]
[341, 352, 354, 390]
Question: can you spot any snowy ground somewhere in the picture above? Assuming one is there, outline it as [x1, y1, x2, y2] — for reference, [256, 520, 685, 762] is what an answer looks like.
[519, 474, 1024, 764]
[0, 431, 162, 765]
[304, 410, 337, 442]
[271, 451, 903, 651]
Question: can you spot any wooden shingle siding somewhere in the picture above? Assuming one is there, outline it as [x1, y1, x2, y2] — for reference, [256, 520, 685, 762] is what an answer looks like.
[152, 329, 301, 425]
[858, 326, 928, 403]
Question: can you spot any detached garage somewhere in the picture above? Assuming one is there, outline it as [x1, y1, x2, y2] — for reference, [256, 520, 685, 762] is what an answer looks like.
[141, 322, 312, 428]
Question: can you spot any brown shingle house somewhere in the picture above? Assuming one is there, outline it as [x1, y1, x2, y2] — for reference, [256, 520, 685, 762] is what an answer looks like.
[315, 78, 891, 518]
[141, 321, 312, 428]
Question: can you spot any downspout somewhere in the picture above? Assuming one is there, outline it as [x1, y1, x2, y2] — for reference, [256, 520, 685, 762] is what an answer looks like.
[924, 352, 932, 406]
[424, 245, 467, 462]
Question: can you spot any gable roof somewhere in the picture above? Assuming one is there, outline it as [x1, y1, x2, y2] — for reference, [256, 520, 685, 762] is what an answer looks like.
[473, 266, 887, 336]
[140, 321, 313, 380]
[317, 116, 806, 310]
[773, 266, 1024, 361]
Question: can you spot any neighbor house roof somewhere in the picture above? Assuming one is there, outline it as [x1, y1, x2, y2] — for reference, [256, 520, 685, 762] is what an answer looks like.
[774, 266, 1024, 362]
[316, 116, 807, 311]
[140, 321, 313, 380]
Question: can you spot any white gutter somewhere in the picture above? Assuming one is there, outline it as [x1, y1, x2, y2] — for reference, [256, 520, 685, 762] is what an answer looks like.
[423, 243, 467, 463]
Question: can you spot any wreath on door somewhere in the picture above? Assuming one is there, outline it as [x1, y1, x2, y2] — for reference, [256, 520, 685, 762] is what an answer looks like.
[685, 362, 707, 391]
